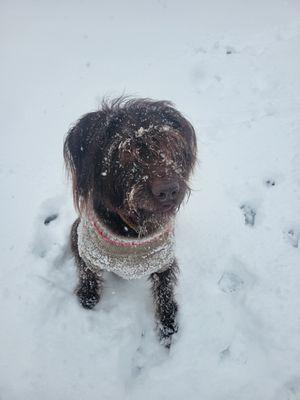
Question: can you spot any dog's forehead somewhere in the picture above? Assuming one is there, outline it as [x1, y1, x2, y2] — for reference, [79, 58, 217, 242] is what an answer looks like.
[101, 123, 187, 178]
[117, 129, 182, 160]
[134, 124, 172, 137]
[118, 124, 182, 148]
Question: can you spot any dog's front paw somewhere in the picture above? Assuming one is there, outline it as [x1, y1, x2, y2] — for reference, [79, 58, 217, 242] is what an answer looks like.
[76, 283, 100, 310]
[159, 320, 178, 349]
[158, 301, 179, 348]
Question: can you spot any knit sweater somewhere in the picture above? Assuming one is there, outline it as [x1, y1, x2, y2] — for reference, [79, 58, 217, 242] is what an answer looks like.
[77, 212, 175, 280]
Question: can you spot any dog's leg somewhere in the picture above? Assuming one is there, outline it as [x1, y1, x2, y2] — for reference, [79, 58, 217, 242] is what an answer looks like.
[150, 261, 179, 348]
[71, 219, 104, 309]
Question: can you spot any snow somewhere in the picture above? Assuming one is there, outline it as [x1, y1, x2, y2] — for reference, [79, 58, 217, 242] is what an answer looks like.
[1, 0, 300, 399]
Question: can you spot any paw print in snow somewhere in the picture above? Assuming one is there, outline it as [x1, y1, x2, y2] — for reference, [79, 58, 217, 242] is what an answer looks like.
[264, 178, 276, 187]
[240, 204, 256, 226]
[218, 271, 244, 294]
[286, 229, 300, 248]
[44, 213, 59, 225]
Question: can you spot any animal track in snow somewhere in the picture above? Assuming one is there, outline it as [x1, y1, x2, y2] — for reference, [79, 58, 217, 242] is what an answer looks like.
[225, 45, 237, 55]
[44, 213, 59, 225]
[218, 343, 248, 365]
[275, 377, 300, 400]
[264, 178, 276, 187]
[31, 195, 73, 263]
[219, 345, 231, 361]
[218, 271, 244, 294]
[218, 257, 256, 297]
[240, 203, 256, 226]
[286, 228, 300, 248]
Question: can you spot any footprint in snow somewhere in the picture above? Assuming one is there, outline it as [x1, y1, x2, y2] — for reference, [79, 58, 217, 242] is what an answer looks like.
[285, 228, 300, 248]
[225, 46, 237, 55]
[274, 378, 300, 400]
[218, 342, 248, 366]
[218, 257, 256, 296]
[240, 203, 256, 226]
[128, 330, 169, 384]
[130, 332, 146, 379]
[218, 271, 244, 294]
[264, 178, 276, 187]
[44, 213, 59, 225]
[219, 345, 231, 361]
[31, 195, 73, 264]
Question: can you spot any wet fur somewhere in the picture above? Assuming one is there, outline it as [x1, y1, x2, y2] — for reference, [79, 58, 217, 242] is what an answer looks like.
[64, 97, 197, 347]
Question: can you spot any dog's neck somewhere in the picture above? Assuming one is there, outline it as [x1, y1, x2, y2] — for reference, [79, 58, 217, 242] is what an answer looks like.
[93, 205, 137, 237]
[94, 204, 168, 238]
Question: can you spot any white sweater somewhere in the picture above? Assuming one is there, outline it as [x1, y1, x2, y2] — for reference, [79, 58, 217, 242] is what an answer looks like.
[77, 213, 175, 280]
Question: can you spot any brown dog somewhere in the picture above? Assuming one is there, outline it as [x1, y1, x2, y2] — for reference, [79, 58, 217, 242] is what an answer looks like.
[64, 97, 197, 347]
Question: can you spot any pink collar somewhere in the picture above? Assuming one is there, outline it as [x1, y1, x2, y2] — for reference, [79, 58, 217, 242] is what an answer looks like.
[91, 218, 173, 248]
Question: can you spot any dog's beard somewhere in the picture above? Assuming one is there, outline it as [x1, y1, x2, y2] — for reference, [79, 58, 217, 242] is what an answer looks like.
[121, 180, 188, 236]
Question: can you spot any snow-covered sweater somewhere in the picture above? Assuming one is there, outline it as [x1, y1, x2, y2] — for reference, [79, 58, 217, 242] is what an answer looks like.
[77, 212, 175, 280]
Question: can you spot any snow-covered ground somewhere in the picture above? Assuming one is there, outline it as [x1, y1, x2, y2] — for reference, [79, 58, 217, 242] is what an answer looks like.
[1, 0, 300, 399]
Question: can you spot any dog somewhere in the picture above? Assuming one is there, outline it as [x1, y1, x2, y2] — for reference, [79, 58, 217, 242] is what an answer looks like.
[64, 97, 197, 347]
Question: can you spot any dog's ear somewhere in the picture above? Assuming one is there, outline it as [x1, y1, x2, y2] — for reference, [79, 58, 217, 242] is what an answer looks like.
[64, 111, 107, 212]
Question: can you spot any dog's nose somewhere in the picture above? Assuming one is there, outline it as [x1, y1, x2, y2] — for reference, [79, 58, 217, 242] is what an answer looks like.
[151, 179, 180, 204]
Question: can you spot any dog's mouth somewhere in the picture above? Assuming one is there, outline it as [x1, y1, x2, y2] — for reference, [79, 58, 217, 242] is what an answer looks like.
[117, 198, 180, 236]
[124, 180, 188, 225]
[138, 197, 180, 213]
[160, 203, 177, 213]
[135, 204, 177, 217]
[141, 203, 179, 220]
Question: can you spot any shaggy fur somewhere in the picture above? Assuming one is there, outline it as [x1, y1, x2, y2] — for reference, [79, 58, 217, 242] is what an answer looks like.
[64, 97, 197, 347]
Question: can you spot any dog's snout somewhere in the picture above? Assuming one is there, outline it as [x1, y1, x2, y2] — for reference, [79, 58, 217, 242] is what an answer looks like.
[151, 179, 180, 204]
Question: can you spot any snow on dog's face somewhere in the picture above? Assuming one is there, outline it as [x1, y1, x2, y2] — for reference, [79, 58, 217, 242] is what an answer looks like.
[116, 126, 192, 215]
[64, 97, 197, 229]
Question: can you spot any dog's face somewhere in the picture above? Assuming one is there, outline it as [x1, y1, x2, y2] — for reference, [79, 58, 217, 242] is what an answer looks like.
[64, 98, 197, 231]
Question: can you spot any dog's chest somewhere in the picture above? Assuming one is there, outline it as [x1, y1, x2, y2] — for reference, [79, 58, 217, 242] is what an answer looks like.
[77, 217, 175, 279]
